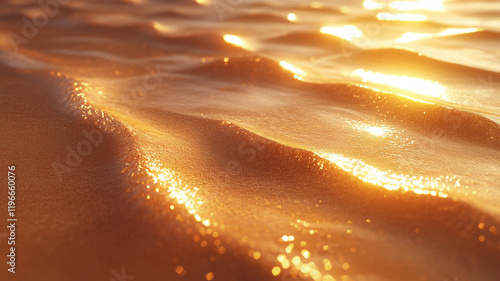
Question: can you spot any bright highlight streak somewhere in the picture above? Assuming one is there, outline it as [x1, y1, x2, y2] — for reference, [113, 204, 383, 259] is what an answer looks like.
[320, 25, 363, 41]
[390, 0, 445, 11]
[439, 28, 481, 36]
[377, 13, 427, 21]
[317, 152, 450, 197]
[287, 13, 297, 22]
[280, 61, 305, 80]
[223, 34, 244, 47]
[349, 121, 391, 137]
[396, 32, 433, 43]
[396, 28, 481, 43]
[367, 126, 386, 136]
[352, 69, 448, 100]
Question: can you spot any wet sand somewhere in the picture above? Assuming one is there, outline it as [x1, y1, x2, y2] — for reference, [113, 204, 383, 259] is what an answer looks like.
[0, 0, 499, 280]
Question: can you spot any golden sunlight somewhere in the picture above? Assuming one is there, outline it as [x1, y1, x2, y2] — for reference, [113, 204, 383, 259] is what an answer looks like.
[352, 69, 448, 100]
[439, 28, 481, 36]
[223, 34, 244, 47]
[317, 152, 450, 197]
[4, 0, 500, 279]
[279, 61, 305, 80]
[320, 25, 363, 41]
[396, 32, 433, 43]
[366, 126, 387, 136]
[346, 120, 393, 137]
[350, 121, 392, 137]
[396, 28, 481, 43]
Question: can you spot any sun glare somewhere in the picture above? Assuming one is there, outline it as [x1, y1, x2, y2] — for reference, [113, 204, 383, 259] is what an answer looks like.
[396, 32, 433, 43]
[439, 28, 481, 36]
[396, 28, 481, 43]
[366, 126, 388, 136]
[279, 61, 305, 80]
[318, 152, 452, 197]
[352, 69, 448, 100]
[349, 121, 392, 137]
[320, 25, 363, 41]
[223, 34, 244, 47]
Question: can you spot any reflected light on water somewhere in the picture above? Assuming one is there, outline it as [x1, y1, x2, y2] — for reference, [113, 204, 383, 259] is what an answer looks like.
[280, 61, 305, 80]
[377, 13, 427, 21]
[396, 28, 481, 43]
[347, 120, 393, 137]
[366, 126, 387, 136]
[223, 34, 244, 47]
[390, 0, 445, 11]
[317, 152, 450, 197]
[320, 25, 363, 41]
[440, 28, 481, 36]
[396, 32, 433, 43]
[353, 122, 391, 136]
[352, 69, 448, 100]
[287, 13, 297, 22]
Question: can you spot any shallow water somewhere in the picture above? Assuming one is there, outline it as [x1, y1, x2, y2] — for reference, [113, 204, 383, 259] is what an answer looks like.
[0, 0, 499, 281]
